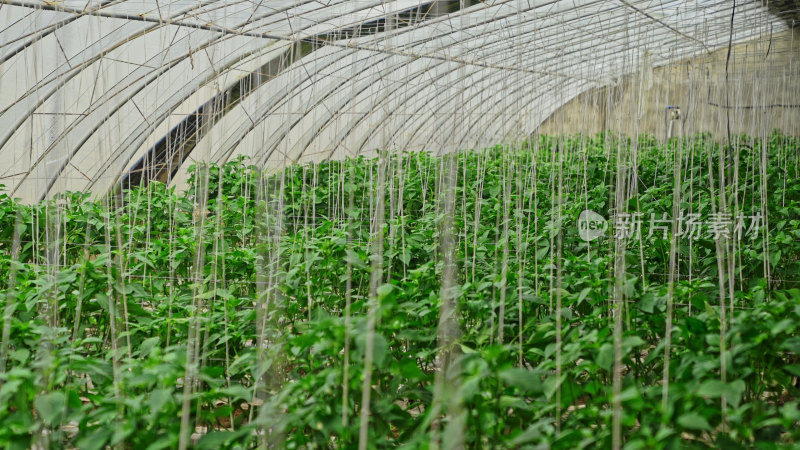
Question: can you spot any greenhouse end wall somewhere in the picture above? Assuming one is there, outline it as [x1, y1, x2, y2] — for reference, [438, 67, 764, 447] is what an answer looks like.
[537, 31, 800, 139]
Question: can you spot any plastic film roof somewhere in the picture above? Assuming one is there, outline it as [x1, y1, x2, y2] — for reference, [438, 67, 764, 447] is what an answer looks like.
[0, 0, 786, 201]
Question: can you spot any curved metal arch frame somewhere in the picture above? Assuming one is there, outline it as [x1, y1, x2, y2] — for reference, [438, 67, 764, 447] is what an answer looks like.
[331, 33, 658, 157]
[276, 55, 470, 165]
[276, 54, 571, 166]
[87, 0, 433, 190]
[0, 0, 375, 138]
[0, 0, 608, 163]
[225, 50, 523, 169]
[3, 0, 447, 199]
[12, 28, 234, 199]
[230, 46, 494, 167]
[216, 0, 768, 167]
[1, 0, 154, 64]
[329, 63, 533, 159]
[239, 50, 475, 167]
[307, 57, 620, 161]
[2, 2, 414, 197]
[266, 0, 777, 164]
[351, 0, 691, 63]
[0, 0, 740, 147]
[370, 68, 573, 157]
[452, 80, 587, 152]
[451, 82, 589, 152]
[83, 42, 291, 194]
[362, 0, 766, 80]
[214, 5, 615, 166]
[178, 45, 365, 169]
[0, 0, 787, 200]
[244, 50, 414, 168]
[0, 6, 212, 149]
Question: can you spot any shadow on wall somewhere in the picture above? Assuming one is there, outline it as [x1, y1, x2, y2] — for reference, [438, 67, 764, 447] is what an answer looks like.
[763, 0, 800, 29]
[536, 31, 800, 139]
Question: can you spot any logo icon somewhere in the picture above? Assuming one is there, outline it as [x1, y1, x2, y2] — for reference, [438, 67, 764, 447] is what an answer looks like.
[577, 210, 607, 242]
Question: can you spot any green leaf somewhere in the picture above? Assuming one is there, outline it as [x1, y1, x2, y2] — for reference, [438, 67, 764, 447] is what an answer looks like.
[345, 250, 366, 269]
[623, 439, 647, 450]
[784, 365, 800, 377]
[93, 292, 110, 313]
[769, 250, 781, 267]
[577, 287, 591, 303]
[196, 431, 244, 450]
[543, 375, 563, 400]
[228, 352, 255, 375]
[499, 368, 543, 393]
[372, 332, 389, 368]
[596, 343, 613, 371]
[399, 358, 425, 380]
[771, 319, 794, 336]
[0, 380, 22, 403]
[696, 380, 728, 397]
[638, 293, 656, 313]
[782, 337, 800, 354]
[139, 337, 159, 357]
[10, 348, 29, 363]
[376, 284, 393, 299]
[143, 436, 177, 450]
[400, 251, 411, 265]
[34, 391, 66, 426]
[148, 388, 174, 419]
[219, 384, 251, 400]
[76, 427, 114, 450]
[781, 401, 800, 421]
[696, 379, 745, 408]
[678, 412, 711, 431]
[623, 336, 645, 353]
[459, 344, 476, 354]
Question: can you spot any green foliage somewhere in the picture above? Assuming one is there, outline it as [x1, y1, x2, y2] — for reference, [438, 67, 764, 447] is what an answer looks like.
[0, 133, 799, 448]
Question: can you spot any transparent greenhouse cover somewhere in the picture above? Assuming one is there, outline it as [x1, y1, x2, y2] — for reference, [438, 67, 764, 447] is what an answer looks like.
[0, 0, 786, 202]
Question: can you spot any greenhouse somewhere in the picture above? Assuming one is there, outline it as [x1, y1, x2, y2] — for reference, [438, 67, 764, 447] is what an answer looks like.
[0, 0, 799, 448]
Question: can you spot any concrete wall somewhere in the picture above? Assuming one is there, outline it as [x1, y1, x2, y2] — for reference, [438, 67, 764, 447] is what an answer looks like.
[536, 30, 800, 139]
